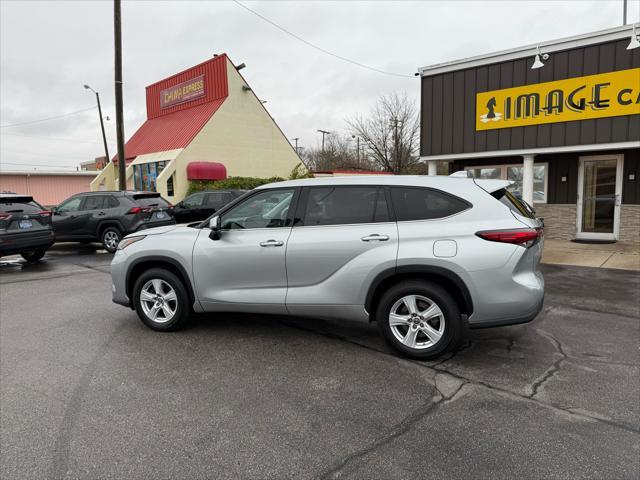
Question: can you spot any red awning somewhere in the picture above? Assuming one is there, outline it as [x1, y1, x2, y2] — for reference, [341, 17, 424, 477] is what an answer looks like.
[186, 162, 227, 181]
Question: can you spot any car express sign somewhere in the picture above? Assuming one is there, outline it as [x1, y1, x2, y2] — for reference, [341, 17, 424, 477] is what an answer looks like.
[476, 68, 640, 130]
[160, 75, 205, 109]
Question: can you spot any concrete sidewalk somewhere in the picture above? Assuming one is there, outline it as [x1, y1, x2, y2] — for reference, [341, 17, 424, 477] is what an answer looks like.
[542, 239, 640, 271]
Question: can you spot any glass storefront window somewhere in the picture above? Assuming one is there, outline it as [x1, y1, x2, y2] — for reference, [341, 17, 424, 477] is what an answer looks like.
[133, 161, 169, 192]
[466, 164, 547, 203]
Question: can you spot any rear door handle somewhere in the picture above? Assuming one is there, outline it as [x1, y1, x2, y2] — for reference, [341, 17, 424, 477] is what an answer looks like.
[259, 239, 284, 247]
[98, 211, 106, 216]
[361, 234, 389, 242]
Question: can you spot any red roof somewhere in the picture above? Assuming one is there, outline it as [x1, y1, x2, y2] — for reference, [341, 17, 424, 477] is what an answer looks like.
[187, 161, 227, 181]
[122, 99, 224, 160]
[117, 55, 229, 162]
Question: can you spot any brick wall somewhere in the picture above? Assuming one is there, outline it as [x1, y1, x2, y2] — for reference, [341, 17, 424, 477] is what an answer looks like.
[534, 204, 577, 240]
[619, 205, 640, 244]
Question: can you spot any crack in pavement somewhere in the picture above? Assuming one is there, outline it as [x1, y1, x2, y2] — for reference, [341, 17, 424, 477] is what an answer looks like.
[318, 379, 468, 480]
[526, 329, 568, 398]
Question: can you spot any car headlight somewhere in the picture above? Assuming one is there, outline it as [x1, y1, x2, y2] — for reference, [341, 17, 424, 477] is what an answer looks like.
[117, 235, 146, 250]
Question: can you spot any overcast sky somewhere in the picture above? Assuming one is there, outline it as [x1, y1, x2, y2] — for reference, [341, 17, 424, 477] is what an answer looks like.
[1, 0, 639, 171]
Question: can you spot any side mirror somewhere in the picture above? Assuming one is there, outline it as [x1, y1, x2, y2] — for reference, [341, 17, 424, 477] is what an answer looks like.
[208, 216, 221, 240]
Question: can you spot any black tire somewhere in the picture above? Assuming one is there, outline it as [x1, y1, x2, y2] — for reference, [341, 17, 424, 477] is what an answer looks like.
[132, 268, 191, 331]
[101, 226, 122, 253]
[376, 280, 463, 359]
[20, 248, 46, 263]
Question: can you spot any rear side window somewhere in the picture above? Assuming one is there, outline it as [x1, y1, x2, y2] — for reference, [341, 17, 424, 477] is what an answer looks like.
[391, 187, 470, 221]
[83, 195, 109, 210]
[133, 195, 169, 208]
[492, 188, 536, 219]
[300, 187, 389, 226]
[0, 198, 42, 213]
[206, 192, 233, 207]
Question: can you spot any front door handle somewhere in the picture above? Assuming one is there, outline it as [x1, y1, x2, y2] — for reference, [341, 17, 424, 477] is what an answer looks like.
[361, 234, 390, 242]
[98, 211, 106, 216]
[259, 239, 284, 247]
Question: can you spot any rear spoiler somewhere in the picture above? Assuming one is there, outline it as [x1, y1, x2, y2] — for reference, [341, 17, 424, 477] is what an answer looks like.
[471, 179, 513, 194]
[0, 195, 34, 203]
[132, 193, 161, 199]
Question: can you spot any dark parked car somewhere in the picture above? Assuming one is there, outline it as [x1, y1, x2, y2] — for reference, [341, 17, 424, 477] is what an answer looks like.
[52, 191, 175, 252]
[0, 193, 55, 262]
[173, 190, 246, 224]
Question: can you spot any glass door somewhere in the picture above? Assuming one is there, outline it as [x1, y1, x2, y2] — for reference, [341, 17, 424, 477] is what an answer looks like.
[577, 155, 623, 241]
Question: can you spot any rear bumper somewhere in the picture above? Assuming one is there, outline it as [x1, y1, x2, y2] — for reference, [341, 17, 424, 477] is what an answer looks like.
[470, 294, 544, 329]
[0, 230, 55, 255]
[133, 219, 175, 232]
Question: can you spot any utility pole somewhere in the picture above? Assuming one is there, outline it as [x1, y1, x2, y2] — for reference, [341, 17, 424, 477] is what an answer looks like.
[623, 0, 627, 24]
[291, 137, 299, 155]
[84, 85, 110, 166]
[317, 129, 330, 152]
[390, 118, 402, 174]
[351, 135, 361, 165]
[114, 0, 126, 190]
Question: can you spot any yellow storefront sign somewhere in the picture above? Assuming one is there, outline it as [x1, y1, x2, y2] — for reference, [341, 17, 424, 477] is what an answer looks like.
[476, 68, 640, 131]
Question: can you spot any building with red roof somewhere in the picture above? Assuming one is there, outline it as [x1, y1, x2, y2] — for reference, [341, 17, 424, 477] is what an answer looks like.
[91, 54, 302, 202]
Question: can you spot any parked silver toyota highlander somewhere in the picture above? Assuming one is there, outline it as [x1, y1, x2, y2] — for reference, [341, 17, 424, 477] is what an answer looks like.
[111, 176, 544, 359]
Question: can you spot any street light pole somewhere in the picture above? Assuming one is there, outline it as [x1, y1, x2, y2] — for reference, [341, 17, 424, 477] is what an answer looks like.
[317, 129, 330, 152]
[84, 85, 110, 166]
[114, 0, 126, 190]
[291, 137, 299, 155]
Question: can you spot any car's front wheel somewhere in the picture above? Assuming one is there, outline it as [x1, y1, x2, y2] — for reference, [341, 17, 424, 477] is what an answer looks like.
[101, 227, 122, 253]
[133, 268, 191, 331]
[377, 280, 463, 359]
[20, 248, 46, 263]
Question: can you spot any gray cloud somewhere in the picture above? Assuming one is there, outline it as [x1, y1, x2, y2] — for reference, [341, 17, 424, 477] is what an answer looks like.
[1, 0, 638, 170]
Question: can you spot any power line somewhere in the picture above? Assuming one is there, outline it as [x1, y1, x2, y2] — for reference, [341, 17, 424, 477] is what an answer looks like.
[232, 0, 414, 79]
[1, 147, 87, 161]
[1, 132, 111, 145]
[0, 106, 97, 128]
[1, 161, 79, 170]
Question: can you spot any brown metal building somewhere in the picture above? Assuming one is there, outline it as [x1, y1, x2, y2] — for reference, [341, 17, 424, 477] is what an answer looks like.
[419, 25, 639, 243]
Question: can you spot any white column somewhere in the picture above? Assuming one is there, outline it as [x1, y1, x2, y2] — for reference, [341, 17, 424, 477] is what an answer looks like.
[522, 154, 535, 206]
[427, 160, 438, 176]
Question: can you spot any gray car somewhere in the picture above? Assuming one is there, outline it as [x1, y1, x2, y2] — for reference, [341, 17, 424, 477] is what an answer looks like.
[110, 175, 544, 359]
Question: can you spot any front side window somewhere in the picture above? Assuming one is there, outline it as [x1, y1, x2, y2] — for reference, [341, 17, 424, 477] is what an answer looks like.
[221, 189, 295, 229]
[183, 193, 205, 208]
[300, 187, 389, 226]
[391, 187, 470, 221]
[58, 196, 83, 212]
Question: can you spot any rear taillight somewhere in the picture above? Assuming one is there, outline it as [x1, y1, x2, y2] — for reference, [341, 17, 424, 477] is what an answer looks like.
[127, 207, 151, 214]
[0, 212, 11, 220]
[476, 228, 543, 247]
[38, 210, 52, 217]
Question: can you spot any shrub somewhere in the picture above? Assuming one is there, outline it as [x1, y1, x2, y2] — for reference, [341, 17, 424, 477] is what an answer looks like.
[187, 176, 286, 195]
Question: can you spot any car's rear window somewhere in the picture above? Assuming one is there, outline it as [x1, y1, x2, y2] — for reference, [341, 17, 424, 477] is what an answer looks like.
[492, 188, 536, 219]
[132, 194, 169, 208]
[0, 198, 43, 213]
[391, 187, 470, 221]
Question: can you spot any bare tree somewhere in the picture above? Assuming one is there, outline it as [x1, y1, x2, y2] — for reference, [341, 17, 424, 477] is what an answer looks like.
[302, 134, 376, 172]
[348, 93, 421, 174]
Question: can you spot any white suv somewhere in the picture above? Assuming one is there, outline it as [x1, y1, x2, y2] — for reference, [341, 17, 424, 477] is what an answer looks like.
[111, 176, 544, 359]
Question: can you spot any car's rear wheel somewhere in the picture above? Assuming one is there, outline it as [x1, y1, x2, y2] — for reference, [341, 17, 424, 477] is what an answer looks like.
[101, 227, 122, 253]
[133, 268, 191, 331]
[20, 248, 46, 263]
[377, 280, 463, 359]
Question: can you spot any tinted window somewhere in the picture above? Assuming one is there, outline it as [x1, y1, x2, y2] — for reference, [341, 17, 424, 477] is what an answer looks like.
[182, 193, 205, 208]
[133, 195, 169, 208]
[492, 188, 536, 219]
[107, 196, 119, 208]
[83, 195, 108, 210]
[301, 187, 389, 226]
[58, 196, 83, 212]
[0, 198, 42, 213]
[221, 189, 294, 229]
[391, 187, 470, 221]
[205, 192, 231, 207]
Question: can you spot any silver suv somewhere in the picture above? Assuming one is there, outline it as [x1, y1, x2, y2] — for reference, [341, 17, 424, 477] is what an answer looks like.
[111, 176, 544, 359]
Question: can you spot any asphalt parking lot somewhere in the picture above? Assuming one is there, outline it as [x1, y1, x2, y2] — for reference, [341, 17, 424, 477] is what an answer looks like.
[1, 245, 638, 479]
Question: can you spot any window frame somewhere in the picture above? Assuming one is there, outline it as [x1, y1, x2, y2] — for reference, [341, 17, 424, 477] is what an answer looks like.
[293, 185, 393, 228]
[464, 162, 549, 204]
[217, 187, 300, 231]
[58, 196, 84, 213]
[389, 186, 472, 223]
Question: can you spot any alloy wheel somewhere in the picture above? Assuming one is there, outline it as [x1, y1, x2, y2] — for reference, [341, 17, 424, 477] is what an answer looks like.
[140, 279, 178, 324]
[103, 231, 120, 250]
[388, 294, 445, 349]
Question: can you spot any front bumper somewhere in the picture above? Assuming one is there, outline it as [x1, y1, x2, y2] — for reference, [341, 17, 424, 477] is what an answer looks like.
[110, 249, 131, 308]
